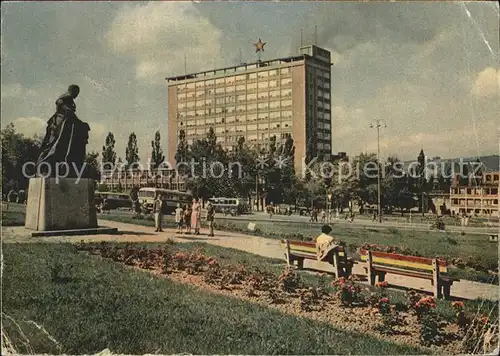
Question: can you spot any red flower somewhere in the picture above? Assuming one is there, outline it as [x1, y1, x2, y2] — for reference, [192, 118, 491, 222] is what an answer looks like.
[452, 301, 464, 309]
[380, 297, 390, 304]
[376, 281, 389, 288]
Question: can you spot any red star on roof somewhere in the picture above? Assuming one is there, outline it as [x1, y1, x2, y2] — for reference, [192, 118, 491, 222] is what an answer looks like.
[254, 38, 266, 53]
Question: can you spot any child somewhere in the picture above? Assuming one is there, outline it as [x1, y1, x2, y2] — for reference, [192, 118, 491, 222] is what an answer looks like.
[175, 203, 184, 233]
[183, 204, 192, 234]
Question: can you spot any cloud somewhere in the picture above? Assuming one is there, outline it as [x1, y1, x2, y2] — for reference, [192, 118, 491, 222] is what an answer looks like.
[87, 122, 106, 154]
[472, 67, 500, 98]
[1, 83, 23, 98]
[106, 2, 222, 81]
[1, 83, 39, 99]
[11, 116, 46, 138]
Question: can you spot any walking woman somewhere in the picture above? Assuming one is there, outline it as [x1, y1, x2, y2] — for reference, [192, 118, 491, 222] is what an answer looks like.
[191, 198, 201, 235]
[183, 204, 192, 234]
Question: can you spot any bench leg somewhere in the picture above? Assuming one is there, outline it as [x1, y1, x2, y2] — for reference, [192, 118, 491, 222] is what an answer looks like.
[442, 283, 452, 300]
[377, 272, 386, 283]
[369, 272, 376, 286]
[297, 258, 304, 270]
[344, 265, 353, 278]
[434, 281, 443, 299]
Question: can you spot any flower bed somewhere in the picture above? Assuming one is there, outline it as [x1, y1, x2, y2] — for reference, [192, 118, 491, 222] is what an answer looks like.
[75, 241, 498, 354]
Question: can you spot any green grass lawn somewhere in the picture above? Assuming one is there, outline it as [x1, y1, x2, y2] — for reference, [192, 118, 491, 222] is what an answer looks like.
[1, 203, 26, 226]
[2, 242, 426, 355]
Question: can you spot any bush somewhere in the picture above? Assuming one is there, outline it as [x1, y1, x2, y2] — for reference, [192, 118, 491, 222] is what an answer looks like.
[429, 217, 445, 231]
[376, 297, 397, 335]
[278, 267, 301, 292]
[332, 277, 363, 307]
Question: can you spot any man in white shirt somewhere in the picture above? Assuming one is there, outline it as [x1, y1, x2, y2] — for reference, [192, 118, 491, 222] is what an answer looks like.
[316, 225, 339, 261]
[174, 203, 184, 233]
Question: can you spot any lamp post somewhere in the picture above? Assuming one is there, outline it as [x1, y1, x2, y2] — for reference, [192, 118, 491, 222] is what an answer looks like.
[327, 192, 332, 223]
[370, 120, 387, 223]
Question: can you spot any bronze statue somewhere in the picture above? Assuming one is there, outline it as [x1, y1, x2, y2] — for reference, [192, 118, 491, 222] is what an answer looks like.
[36, 85, 90, 178]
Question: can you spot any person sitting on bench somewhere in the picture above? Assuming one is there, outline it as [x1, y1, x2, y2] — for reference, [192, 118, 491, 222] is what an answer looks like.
[315, 225, 339, 262]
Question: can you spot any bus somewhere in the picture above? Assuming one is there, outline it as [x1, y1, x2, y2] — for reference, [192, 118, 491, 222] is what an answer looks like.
[208, 197, 250, 215]
[138, 188, 192, 214]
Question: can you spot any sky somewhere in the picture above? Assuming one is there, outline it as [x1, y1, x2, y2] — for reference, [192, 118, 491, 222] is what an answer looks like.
[1, 1, 499, 164]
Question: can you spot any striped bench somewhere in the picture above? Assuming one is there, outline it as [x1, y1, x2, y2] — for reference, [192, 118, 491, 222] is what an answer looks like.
[281, 239, 356, 278]
[360, 249, 459, 299]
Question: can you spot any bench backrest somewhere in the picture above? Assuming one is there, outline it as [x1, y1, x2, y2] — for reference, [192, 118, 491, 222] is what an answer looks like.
[360, 249, 448, 273]
[280, 239, 347, 258]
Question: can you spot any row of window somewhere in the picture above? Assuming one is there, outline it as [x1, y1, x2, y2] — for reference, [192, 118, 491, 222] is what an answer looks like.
[317, 132, 331, 140]
[452, 188, 499, 195]
[317, 143, 332, 150]
[179, 109, 293, 120]
[176, 68, 295, 91]
[451, 199, 499, 205]
[178, 81, 293, 101]
[183, 121, 293, 135]
[178, 94, 293, 109]
[484, 174, 500, 182]
[184, 131, 293, 145]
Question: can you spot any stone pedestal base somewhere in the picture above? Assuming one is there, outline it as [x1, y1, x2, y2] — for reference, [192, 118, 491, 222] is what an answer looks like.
[25, 177, 98, 231]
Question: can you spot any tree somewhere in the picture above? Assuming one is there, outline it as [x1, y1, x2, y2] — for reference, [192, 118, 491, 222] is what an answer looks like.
[228, 137, 257, 200]
[175, 129, 190, 175]
[416, 149, 429, 215]
[150, 130, 165, 170]
[352, 152, 379, 206]
[1, 123, 41, 194]
[125, 133, 139, 169]
[260, 135, 283, 204]
[187, 127, 235, 200]
[85, 151, 100, 181]
[277, 135, 296, 204]
[101, 132, 117, 169]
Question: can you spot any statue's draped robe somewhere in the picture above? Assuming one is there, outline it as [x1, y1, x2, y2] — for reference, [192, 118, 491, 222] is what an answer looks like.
[36, 92, 90, 177]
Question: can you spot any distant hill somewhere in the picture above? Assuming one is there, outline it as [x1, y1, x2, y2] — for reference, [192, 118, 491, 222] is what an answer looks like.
[402, 154, 499, 175]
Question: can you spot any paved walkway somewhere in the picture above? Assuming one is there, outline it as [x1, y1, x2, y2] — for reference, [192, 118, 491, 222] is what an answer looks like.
[3, 220, 499, 301]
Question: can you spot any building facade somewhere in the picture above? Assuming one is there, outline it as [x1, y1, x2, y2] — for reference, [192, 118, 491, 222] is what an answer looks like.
[166, 45, 333, 170]
[449, 172, 499, 217]
[99, 169, 187, 192]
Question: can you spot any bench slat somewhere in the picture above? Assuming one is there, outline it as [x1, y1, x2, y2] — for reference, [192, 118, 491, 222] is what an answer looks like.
[361, 254, 448, 273]
[369, 265, 433, 280]
[281, 241, 346, 257]
[360, 249, 447, 268]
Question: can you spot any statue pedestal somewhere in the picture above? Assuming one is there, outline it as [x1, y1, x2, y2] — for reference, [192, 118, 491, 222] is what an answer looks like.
[25, 178, 117, 236]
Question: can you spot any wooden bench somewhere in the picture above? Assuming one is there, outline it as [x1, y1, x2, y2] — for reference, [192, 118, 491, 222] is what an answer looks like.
[281, 239, 356, 278]
[360, 249, 459, 299]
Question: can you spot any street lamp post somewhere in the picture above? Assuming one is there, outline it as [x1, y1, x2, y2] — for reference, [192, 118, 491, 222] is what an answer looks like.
[370, 120, 387, 223]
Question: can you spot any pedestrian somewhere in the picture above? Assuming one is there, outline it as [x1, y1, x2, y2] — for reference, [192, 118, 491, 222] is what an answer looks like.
[175, 203, 184, 233]
[206, 201, 215, 237]
[102, 197, 110, 214]
[184, 204, 192, 234]
[191, 198, 201, 235]
[7, 189, 17, 203]
[153, 194, 164, 232]
[320, 209, 326, 223]
[372, 211, 377, 222]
